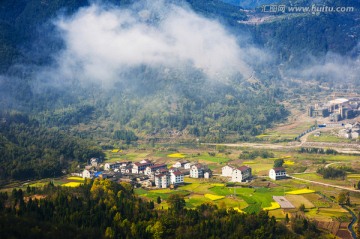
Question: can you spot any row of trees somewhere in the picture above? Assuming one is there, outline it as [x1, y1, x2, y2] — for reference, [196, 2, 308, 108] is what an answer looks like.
[299, 148, 338, 155]
[239, 150, 275, 160]
[316, 167, 346, 179]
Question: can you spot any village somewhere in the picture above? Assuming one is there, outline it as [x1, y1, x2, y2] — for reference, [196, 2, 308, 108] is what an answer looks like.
[74, 157, 287, 189]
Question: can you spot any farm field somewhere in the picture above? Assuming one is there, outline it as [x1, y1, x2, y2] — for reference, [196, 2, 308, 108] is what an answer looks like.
[292, 173, 355, 187]
[307, 132, 353, 143]
[285, 195, 315, 208]
[2, 141, 359, 237]
[136, 178, 289, 213]
[305, 207, 351, 222]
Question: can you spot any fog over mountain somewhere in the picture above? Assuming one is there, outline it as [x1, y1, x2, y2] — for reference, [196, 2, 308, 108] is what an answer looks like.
[36, 0, 270, 90]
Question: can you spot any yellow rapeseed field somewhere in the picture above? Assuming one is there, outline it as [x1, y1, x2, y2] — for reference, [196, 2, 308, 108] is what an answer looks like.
[211, 183, 225, 187]
[167, 153, 186, 158]
[67, 177, 85, 181]
[283, 160, 295, 165]
[286, 189, 315, 195]
[204, 194, 225, 201]
[62, 182, 82, 187]
[263, 202, 281, 210]
[233, 207, 245, 213]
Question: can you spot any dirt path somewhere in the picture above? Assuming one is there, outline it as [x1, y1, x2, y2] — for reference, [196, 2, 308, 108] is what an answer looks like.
[289, 175, 360, 193]
[325, 162, 343, 169]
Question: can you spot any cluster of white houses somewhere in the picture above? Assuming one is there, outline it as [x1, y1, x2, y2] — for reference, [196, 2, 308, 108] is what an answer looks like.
[81, 159, 212, 189]
[221, 165, 287, 181]
[80, 158, 287, 189]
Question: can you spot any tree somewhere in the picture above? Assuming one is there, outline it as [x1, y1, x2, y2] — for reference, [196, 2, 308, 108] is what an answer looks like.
[274, 159, 284, 168]
[299, 204, 305, 212]
[167, 194, 185, 213]
[105, 227, 114, 239]
[150, 221, 164, 239]
[357, 181, 360, 190]
[338, 191, 350, 205]
[149, 200, 155, 209]
[157, 196, 161, 204]
[285, 213, 289, 224]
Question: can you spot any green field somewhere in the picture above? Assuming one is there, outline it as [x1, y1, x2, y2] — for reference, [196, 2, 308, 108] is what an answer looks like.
[195, 153, 230, 163]
[135, 180, 287, 214]
[293, 173, 353, 187]
[308, 132, 353, 143]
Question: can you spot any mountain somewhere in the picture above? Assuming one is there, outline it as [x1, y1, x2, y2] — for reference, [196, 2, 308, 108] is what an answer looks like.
[220, 0, 279, 8]
[0, 0, 359, 148]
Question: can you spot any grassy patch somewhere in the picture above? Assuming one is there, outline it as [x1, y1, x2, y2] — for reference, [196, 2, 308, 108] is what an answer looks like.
[186, 195, 212, 208]
[243, 203, 262, 214]
[196, 154, 230, 163]
[29, 182, 47, 188]
[209, 186, 233, 196]
[308, 132, 353, 143]
[285, 195, 315, 208]
[211, 183, 225, 187]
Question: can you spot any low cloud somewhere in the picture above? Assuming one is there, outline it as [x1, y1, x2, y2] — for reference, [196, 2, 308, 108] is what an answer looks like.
[284, 46, 360, 88]
[39, 0, 259, 88]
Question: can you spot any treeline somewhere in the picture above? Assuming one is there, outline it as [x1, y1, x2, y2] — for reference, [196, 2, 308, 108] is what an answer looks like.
[299, 148, 338, 155]
[113, 129, 138, 144]
[0, 179, 324, 239]
[317, 167, 346, 179]
[239, 149, 274, 159]
[0, 112, 103, 180]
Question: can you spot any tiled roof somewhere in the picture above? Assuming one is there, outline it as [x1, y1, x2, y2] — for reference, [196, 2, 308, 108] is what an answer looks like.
[149, 164, 167, 169]
[238, 166, 250, 172]
[273, 167, 286, 172]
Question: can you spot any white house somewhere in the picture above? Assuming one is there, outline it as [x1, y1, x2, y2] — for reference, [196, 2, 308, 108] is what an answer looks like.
[132, 160, 154, 174]
[190, 164, 203, 178]
[269, 167, 287, 180]
[173, 160, 190, 168]
[170, 171, 184, 185]
[82, 169, 92, 179]
[169, 167, 180, 173]
[154, 173, 170, 188]
[204, 171, 212, 179]
[222, 165, 234, 177]
[190, 164, 211, 178]
[183, 162, 192, 169]
[144, 164, 167, 176]
[232, 166, 252, 182]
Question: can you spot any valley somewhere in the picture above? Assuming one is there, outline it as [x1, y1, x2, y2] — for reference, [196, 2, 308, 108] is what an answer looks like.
[0, 0, 360, 238]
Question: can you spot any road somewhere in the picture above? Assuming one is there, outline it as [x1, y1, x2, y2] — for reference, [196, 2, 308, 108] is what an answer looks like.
[202, 140, 360, 154]
[288, 175, 360, 193]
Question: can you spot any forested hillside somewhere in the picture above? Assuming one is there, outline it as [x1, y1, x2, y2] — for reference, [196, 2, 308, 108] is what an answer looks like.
[0, 179, 323, 238]
[0, 0, 359, 154]
[0, 112, 103, 181]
